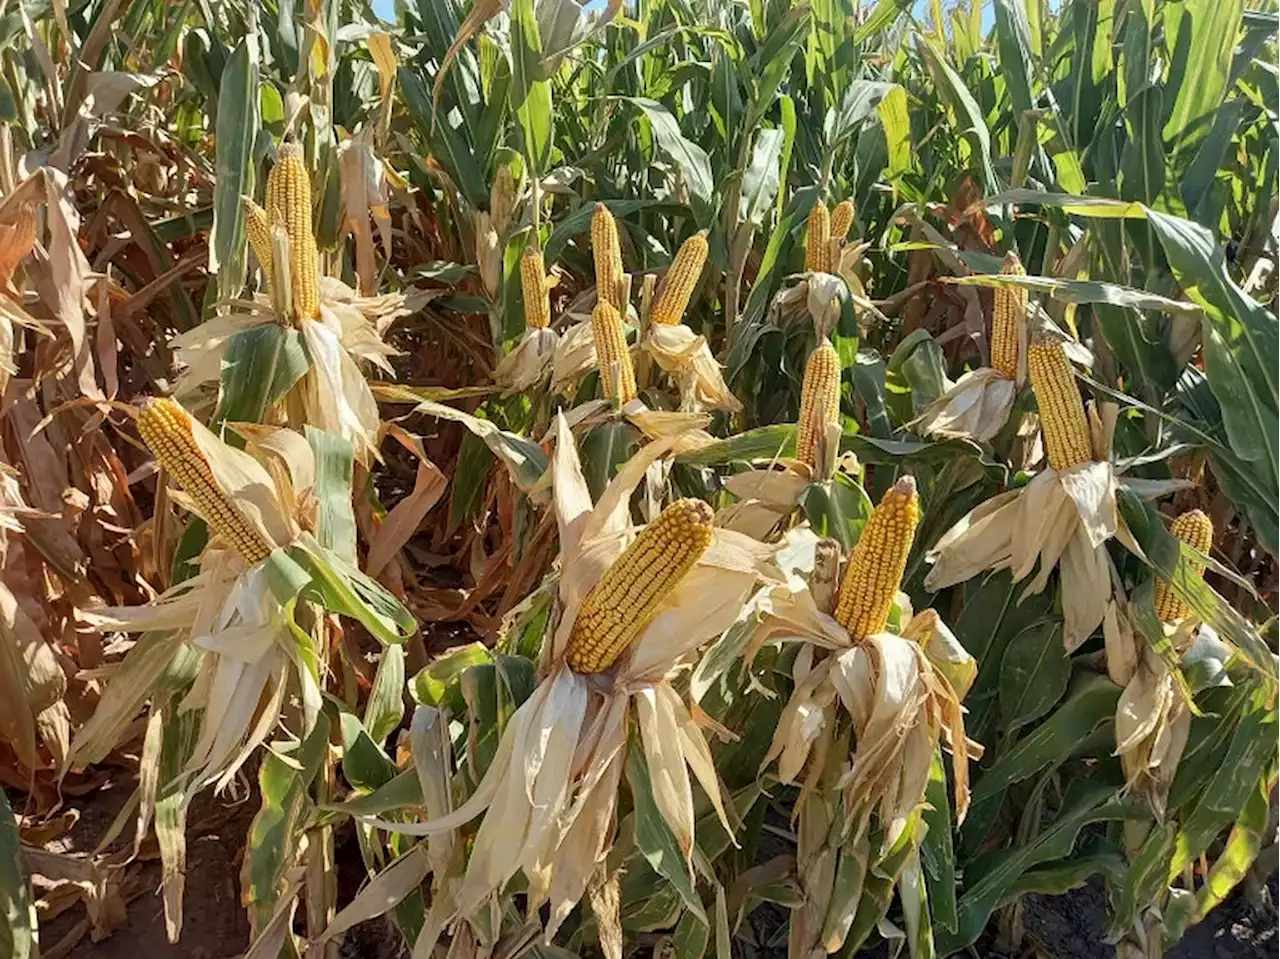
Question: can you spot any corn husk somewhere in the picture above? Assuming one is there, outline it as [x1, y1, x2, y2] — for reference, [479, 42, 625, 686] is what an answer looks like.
[914, 366, 1017, 443]
[746, 570, 981, 843]
[359, 414, 779, 936]
[71, 424, 312, 797]
[924, 401, 1190, 650]
[494, 327, 559, 392]
[171, 277, 414, 463]
[643, 321, 743, 413]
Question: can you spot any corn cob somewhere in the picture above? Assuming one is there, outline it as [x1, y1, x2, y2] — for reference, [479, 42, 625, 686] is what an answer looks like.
[830, 199, 855, 240]
[1027, 333, 1093, 471]
[137, 398, 274, 564]
[591, 300, 637, 405]
[520, 245, 551, 330]
[565, 498, 714, 673]
[1154, 509, 1214, 624]
[834, 476, 920, 641]
[592, 202, 626, 312]
[651, 231, 708, 325]
[266, 141, 320, 323]
[243, 198, 275, 296]
[795, 341, 841, 469]
[805, 202, 831, 274]
[991, 252, 1025, 379]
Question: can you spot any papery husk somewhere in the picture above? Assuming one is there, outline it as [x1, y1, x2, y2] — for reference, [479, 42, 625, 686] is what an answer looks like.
[751, 582, 979, 832]
[926, 449, 1124, 649]
[360, 413, 774, 930]
[914, 367, 1016, 443]
[551, 319, 601, 395]
[644, 322, 743, 413]
[716, 467, 811, 540]
[494, 327, 559, 392]
[1115, 644, 1191, 819]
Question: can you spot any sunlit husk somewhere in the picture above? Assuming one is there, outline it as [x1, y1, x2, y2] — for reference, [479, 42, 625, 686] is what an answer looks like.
[915, 366, 1016, 443]
[170, 282, 407, 462]
[551, 319, 602, 395]
[644, 322, 743, 413]
[360, 415, 777, 932]
[748, 580, 981, 840]
[494, 327, 559, 392]
[925, 402, 1140, 650]
[72, 426, 317, 797]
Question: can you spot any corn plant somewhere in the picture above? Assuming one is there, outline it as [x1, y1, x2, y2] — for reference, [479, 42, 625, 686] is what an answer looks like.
[0, 0, 1275, 958]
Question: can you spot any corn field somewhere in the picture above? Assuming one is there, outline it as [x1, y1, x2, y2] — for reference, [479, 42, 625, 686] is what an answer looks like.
[0, 0, 1277, 956]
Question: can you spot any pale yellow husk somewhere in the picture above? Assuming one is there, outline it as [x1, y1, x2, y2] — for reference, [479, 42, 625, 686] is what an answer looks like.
[71, 422, 314, 800]
[915, 366, 1017, 443]
[925, 401, 1189, 650]
[643, 321, 743, 413]
[743, 537, 981, 848]
[359, 415, 780, 938]
[173, 272, 421, 463]
[494, 326, 560, 392]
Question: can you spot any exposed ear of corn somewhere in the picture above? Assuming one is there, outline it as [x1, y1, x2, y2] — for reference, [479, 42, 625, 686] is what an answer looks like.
[1027, 334, 1093, 471]
[805, 201, 831, 274]
[591, 300, 637, 405]
[591, 202, 626, 312]
[991, 252, 1025, 379]
[651, 231, 708, 325]
[1154, 509, 1214, 624]
[520, 245, 551, 330]
[796, 340, 841, 469]
[136, 398, 274, 564]
[565, 498, 714, 672]
[830, 199, 854, 240]
[243, 198, 275, 296]
[834, 476, 920, 641]
[266, 141, 320, 323]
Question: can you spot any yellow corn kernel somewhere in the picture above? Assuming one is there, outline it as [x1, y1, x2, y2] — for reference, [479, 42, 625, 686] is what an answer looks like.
[1154, 509, 1214, 624]
[592, 202, 626, 312]
[136, 398, 274, 564]
[591, 300, 637, 406]
[520, 246, 551, 330]
[796, 341, 841, 469]
[830, 199, 855, 240]
[834, 476, 920, 642]
[651, 231, 708, 325]
[565, 498, 714, 673]
[243, 198, 275, 296]
[991, 251, 1025, 379]
[805, 202, 831, 274]
[266, 141, 320, 323]
[1028, 334, 1093, 471]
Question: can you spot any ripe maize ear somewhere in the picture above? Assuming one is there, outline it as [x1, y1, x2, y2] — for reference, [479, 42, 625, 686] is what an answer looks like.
[565, 498, 714, 673]
[991, 252, 1025, 379]
[834, 476, 920, 641]
[1154, 509, 1214, 624]
[805, 202, 832, 274]
[136, 398, 274, 565]
[796, 341, 841, 469]
[1028, 334, 1093, 472]
[830, 199, 855, 240]
[591, 300, 637, 405]
[651, 231, 708, 326]
[520, 246, 551, 330]
[266, 141, 320, 323]
[243, 198, 275, 296]
[592, 202, 626, 312]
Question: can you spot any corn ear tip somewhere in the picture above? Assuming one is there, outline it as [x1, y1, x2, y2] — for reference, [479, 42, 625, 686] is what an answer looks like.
[1000, 251, 1025, 274]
